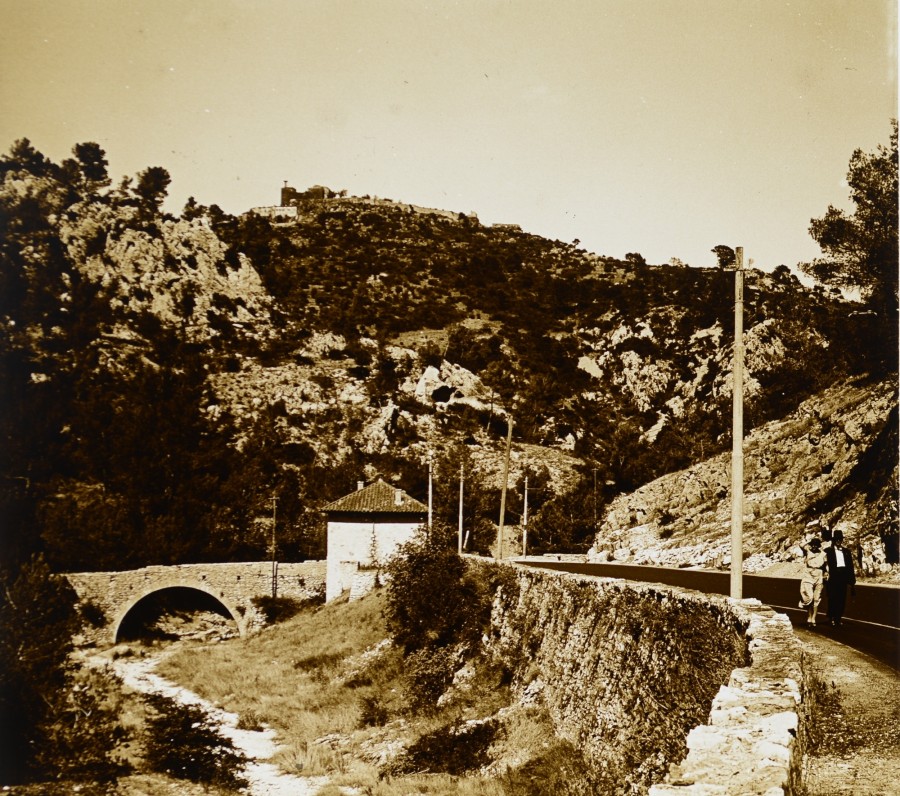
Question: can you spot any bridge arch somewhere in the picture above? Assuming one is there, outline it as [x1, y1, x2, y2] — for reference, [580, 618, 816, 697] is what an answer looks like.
[111, 580, 248, 643]
[66, 561, 327, 647]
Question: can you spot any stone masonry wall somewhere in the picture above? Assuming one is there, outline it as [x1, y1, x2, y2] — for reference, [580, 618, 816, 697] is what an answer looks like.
[481, 563, 805, 795]
[650, 604, 805, 796]
[66, 561, 326, 645]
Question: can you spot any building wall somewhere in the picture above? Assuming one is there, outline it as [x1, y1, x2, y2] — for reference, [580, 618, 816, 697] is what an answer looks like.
[325, 518, 421, 601]
[250, 205, 299, 220]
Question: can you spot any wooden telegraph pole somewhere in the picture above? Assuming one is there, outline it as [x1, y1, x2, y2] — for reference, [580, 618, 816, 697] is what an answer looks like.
[730, 247, 745, 599]
[458, 462, 464, 554]
[271, 495, 278, 598]
[427, 454, 433, 530]
[497, 418, 513, 559]
[522, 475, 529, 556]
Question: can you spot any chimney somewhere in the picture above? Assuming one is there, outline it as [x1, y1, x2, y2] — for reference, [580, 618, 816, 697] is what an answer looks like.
[395, 489, 403, 506]
[357, 480, 365, 491]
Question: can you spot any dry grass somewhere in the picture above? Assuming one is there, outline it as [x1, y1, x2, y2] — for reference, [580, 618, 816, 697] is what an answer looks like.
[155, 587, 566, 794]
[321, 771, 506, 796]
[157, 591, 393, 761]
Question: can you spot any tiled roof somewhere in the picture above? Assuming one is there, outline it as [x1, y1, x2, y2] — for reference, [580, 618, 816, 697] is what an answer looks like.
[323, 479, 428, 514]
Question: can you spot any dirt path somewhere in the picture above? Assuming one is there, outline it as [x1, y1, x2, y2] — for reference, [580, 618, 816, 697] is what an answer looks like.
[86, 646, 339, 796]
[796, 628, 900, 795]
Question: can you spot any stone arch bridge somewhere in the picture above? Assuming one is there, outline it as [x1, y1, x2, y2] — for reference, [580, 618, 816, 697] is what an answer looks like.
[65, 561, 326, 646]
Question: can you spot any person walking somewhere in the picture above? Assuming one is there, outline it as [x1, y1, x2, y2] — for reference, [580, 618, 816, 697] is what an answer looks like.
[825, 530, 856, 626]
[799, 537, 827, 626]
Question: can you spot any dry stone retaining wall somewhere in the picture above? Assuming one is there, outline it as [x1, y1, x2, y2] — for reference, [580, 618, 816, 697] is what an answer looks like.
[66, 561, 326, 645]
[482, 563, 805, 795]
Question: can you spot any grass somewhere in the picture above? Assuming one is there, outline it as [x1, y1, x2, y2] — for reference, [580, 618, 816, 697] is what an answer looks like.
[804, 668, 848, 756]
[157, 590, 395, 767]
[154, 586, 581, 794]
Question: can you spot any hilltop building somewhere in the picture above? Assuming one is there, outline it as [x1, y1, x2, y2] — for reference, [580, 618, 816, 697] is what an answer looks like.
[250, 182, 480, 224]
[250, 204, 298, 221]
[322, 479, 428, 602]
[280, 183, 336, 206]
[249, 183, 333, 220]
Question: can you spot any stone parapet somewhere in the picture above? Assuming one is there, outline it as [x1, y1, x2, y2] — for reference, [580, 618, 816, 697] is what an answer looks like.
[650, 602, 804, 796]
[478, 562, 805, 795]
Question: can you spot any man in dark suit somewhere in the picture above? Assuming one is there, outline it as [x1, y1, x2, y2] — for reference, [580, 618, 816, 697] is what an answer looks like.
[825, 529, 856, 626]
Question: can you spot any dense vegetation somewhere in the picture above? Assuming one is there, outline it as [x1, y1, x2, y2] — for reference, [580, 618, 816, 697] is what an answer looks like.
[0, 556, 127, 786]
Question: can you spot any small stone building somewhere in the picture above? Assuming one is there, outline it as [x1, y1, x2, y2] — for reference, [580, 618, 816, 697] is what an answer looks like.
[323, 479, 428, 602]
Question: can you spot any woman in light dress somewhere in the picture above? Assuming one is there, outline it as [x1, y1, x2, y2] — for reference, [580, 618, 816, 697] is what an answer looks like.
[799, 537, 827, 627]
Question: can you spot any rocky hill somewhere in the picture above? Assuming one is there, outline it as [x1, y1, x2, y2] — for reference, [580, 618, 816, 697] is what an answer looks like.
[1, 141, 896, 573]
[589, 376, 898, 578]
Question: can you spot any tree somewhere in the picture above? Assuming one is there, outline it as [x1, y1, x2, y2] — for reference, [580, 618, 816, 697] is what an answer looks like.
[711, 245, 736, 268]
[144, 693, 246, 789]
[384, 523, 485, 652]
[801, 120, 898, 369]
[182, 195, 204, 221]
[134, 165, 172, 213]
[1, 138, 54, 177]
[73, 142, 108, 183]
[431, 446, 496, 548]
[526, 477, 596, 554]
[0, 556, 77, 782]
[625, 252, 647, 267]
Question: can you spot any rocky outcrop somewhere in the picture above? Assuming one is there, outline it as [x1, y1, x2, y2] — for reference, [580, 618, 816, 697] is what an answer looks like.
[206, 340, 585, 492]
[60, 208, 274, 345]
[589, 377, 898, 577]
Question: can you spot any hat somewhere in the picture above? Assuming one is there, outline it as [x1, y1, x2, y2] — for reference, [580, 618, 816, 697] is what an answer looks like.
[808, 537, 821, 549]
[832, 530, 844, 544]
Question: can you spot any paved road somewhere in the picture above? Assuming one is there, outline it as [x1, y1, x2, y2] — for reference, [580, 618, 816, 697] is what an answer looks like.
[518, 559, 900, 671]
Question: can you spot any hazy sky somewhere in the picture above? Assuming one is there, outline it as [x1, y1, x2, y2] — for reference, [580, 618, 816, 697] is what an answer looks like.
[1, 0, 896, 271]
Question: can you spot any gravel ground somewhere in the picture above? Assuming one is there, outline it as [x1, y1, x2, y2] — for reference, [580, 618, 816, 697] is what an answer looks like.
[797, 628, 900, 795]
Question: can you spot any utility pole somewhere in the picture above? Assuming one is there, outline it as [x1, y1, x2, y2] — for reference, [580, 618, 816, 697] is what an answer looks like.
[427, 454, 433, 530]
[730, 247, 745, 600]
[271, 495, 278, 598]
[458, 462, 464, 554]
[497, 417, 514, 559]
[522, 475, 529, 556]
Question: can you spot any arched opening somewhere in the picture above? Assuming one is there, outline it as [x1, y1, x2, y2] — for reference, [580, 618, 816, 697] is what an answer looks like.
[115, 586, 239, 643]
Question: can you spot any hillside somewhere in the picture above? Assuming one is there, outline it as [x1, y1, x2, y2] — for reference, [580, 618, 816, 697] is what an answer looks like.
[1, 141, 896, 575]
[589, 376, 899, 578]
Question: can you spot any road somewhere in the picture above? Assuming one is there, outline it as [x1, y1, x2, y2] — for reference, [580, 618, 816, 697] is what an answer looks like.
[517, 559, 900, 671]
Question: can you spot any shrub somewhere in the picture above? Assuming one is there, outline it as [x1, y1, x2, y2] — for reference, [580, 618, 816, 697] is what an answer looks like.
[0, 555, 81, 783]
[293, 651, 344, 672]
[358, 694, 389, 727]
[384, 523, 494, 653]
[79, 599, 107, 628]
[236, 709, 265, 732]
[251, 594, 304, 623]
[143, 692, 247, 790]
[404, 645, 461, 714]
[499, 738, 595, 796]
[385, 719, 499, 776]
[30, 667, 131, 784]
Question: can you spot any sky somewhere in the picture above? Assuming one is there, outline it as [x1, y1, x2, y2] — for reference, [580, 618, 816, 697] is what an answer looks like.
[1, 0, 896, 272]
